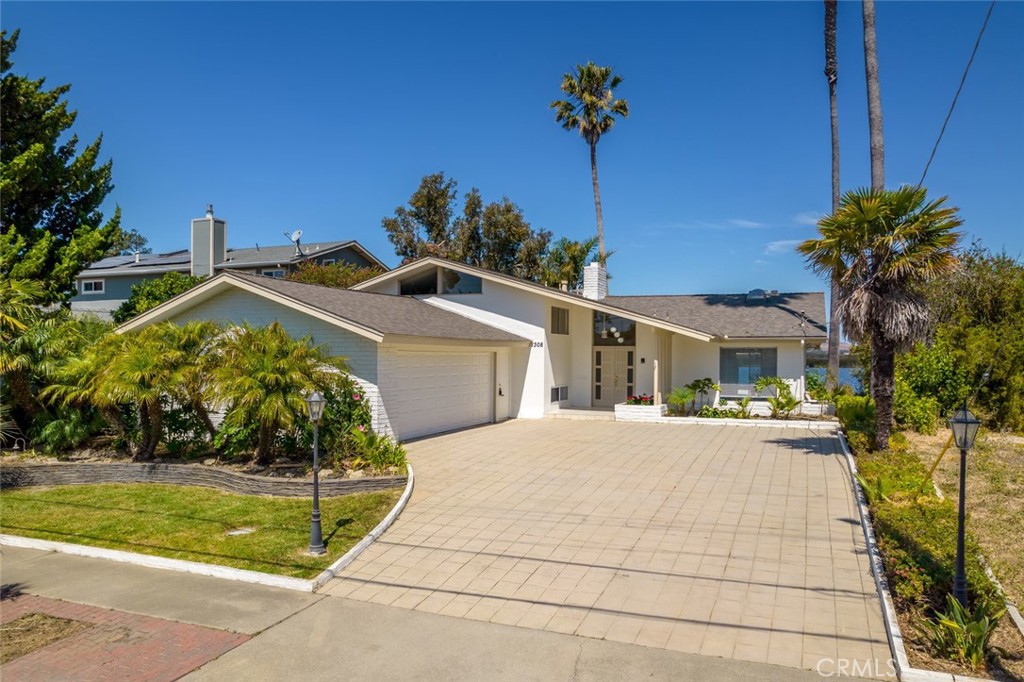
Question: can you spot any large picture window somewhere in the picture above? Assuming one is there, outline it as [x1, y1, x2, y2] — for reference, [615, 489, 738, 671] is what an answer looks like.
[593, 312, 635, 346]
[719, 347, 778, 396]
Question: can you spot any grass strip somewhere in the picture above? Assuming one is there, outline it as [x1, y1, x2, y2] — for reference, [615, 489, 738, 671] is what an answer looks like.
[0, 483, 401, 578]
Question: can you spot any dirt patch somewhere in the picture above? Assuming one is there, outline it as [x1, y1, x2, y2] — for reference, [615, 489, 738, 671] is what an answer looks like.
[0, 613, 94, 664]
[896, 607, 1024, 681]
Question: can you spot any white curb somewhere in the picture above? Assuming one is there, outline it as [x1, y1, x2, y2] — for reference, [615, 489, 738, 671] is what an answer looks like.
[0, 463, 415, 594]
[617, 415, 839, 429]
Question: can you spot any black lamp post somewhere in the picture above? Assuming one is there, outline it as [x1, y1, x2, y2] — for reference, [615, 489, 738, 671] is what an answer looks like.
[305, 390, 327, 556]
[948, 400, 980, 608]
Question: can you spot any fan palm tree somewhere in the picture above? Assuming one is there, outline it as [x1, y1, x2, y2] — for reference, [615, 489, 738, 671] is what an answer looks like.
[824, 0, 842, 390]
[798, 186, 962, 450]
[214, 322, 347, 465]
[862, 0, 885, 190]
[551, 63, 629, 263]
[150, 320, 222, 440]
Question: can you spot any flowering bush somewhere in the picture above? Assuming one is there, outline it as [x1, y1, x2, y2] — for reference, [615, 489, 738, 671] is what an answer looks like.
[625, 394, 654, 406]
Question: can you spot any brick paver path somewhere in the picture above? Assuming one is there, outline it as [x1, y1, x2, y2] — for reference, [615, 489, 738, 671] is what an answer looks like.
[1, 594, 249, 681]
[322, 420, 893, 675]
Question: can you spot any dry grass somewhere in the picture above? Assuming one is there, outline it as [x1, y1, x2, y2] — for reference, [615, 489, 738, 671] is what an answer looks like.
[907, 431, 1024, 606]
[0, 613, 94, 663]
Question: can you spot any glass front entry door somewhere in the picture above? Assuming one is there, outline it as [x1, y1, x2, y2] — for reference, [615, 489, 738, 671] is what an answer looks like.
[593, 347, 635, 407]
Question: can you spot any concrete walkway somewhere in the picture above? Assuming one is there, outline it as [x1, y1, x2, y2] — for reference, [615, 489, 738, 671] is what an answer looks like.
[322, 420, 892, 674]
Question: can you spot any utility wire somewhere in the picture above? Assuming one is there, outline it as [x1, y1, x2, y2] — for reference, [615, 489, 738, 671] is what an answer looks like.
[918, 0, 997, 188]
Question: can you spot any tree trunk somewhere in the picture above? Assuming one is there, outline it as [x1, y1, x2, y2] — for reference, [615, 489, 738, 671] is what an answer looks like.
[6, 369, 41, 431]
[192, 400, 218, 441]
[825, 0, 842, 390]
[871, 325, 896, 451]
[256, 423, 274, 466]
[134, 406, 153, 461]
[590, 142, 606, 263]
[862, 0, 885, 191]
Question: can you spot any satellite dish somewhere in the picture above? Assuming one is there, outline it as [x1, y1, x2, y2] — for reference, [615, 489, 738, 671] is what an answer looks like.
[289, 230, 303, 243]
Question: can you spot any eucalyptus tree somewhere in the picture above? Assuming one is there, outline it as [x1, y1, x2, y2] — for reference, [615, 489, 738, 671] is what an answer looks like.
[551, 63, 629, 263]
[799, 187, 962, 449]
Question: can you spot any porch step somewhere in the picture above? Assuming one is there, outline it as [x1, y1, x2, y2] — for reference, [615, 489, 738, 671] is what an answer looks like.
[545, 410, 615, 422]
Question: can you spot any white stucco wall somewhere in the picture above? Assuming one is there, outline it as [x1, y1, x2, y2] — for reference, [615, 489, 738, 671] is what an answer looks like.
[671, 336, 808, 401]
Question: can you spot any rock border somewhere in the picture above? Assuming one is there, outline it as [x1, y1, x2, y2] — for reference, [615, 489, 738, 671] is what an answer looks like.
[0, 463, 415, 593]
[0, 462, 405, 498]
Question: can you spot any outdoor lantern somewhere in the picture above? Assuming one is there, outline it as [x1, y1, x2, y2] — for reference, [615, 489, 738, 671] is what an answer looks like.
[948, 399, 981, 608]
[948, 403, 981, 451]
[305, 390, 326, 423]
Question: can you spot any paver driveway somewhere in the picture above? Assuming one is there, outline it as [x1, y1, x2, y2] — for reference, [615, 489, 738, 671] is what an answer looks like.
[323, 420, 892, 675]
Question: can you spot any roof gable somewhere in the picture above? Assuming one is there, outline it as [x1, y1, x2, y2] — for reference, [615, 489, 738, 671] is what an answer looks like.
[117, 272, 526, 344]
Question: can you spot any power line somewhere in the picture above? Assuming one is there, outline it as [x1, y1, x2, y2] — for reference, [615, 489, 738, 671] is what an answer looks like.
[918, 0, 997, 188]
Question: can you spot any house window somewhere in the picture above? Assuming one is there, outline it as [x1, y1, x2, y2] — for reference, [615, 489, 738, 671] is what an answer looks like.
[551, 307, 569, 335]
[81, 279, 105, 294]
[720, 347, 778, 396]
[323, 259, 336, 266]
[441, 269, 482, 294]
[593, 312, 635, 346]
[550, 386, 569, 403]
[399, 269, 438, 295]
[261, 269, 286, 278]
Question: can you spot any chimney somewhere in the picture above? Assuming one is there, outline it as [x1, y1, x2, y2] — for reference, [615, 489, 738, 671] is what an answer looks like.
[191, 204, 227, 277]
[582, 262, 608, 300]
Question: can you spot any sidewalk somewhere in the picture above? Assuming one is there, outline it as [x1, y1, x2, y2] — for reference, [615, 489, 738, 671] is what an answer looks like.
[1, 546, 877, 681]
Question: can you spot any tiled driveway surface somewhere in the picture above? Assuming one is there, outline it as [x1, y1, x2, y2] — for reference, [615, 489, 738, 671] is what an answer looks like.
[323, 420, 891, 674]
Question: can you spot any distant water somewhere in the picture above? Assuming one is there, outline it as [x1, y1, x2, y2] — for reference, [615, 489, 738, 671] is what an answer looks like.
[807, 367, 864, 395]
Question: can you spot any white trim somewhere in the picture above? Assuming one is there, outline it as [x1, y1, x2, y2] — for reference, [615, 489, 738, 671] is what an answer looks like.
[81, 279, 105, 294]
[116, 273, 385, 342]
[353, 257, 716, 342]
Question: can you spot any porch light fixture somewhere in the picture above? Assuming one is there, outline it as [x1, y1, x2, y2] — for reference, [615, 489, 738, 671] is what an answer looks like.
[948, 401, 981, 607]
[305, 390, 327, 555]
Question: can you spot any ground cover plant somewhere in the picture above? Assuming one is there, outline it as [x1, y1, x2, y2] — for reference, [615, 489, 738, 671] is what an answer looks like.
[0, 483, 401, 578]
[842, 412, 1023, 677]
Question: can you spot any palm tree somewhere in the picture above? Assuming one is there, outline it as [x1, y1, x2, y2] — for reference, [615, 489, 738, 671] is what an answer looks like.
[155, 320, 222, 440]
[824, 0, 842, 390]
[798, 186, 962, 450]
[862, 0, 885, 190]
[214, 322, 347, 465]
[551, 63, 629, 263]
[1, 278, 44, 422]
[542, 235, 599, 290]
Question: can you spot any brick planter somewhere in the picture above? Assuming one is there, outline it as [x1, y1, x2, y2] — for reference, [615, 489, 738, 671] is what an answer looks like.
[613, 403, 668, 422]
[0, 462, 405, 498]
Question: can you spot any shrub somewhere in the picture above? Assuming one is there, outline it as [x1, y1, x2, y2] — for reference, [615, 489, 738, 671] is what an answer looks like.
[696, 405, 737, 419]
[348, 427, 407, 473]
[625, 394, 654, 406]
[754, 376, 800, 419]
[805, 370, 827, 400]
[918, 594, 1006, 671]
[667, 387, 695, 415]
[893, 377, 939, 434]
[837, 395, 875, 435]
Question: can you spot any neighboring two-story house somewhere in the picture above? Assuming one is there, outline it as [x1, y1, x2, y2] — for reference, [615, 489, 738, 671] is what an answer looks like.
[71, 205, 387, 319]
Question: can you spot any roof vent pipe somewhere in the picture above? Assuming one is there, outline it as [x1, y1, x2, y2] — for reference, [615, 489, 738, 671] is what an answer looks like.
[206, 204, 214, 218]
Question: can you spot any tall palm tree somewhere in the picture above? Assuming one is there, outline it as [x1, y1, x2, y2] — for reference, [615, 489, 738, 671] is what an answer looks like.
[862, 0, 885, 190]
[798, 187, 962, 450]
[824, 0, 842, 389]
[214, 322, 347, 465]
[551, 63, 629, 263]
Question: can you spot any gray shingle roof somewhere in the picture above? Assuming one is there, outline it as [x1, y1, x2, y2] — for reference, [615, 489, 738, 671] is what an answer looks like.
[605, 293, 827, 339]
[228, 273, 527, 343]
[217, 241, 353, 267]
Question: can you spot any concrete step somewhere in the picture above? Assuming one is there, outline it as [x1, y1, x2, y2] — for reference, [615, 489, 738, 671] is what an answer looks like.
[544, 410, 615, 422]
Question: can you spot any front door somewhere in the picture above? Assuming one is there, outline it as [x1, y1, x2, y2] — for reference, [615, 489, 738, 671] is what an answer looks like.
[593, 347, 636, 407]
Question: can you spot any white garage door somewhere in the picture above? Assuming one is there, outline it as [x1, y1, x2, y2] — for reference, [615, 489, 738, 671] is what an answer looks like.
[386, 351, 494, 440]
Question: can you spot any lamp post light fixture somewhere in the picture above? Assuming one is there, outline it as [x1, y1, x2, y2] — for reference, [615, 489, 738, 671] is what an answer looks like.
[948, 400, 981, 608]
[305, 390, 327, 556]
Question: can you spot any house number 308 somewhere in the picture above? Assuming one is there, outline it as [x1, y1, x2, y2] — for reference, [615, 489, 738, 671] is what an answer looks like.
[531, 341, 544, 348]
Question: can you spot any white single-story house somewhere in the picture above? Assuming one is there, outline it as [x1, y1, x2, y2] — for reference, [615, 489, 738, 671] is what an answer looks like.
[119, 257, 826, 441]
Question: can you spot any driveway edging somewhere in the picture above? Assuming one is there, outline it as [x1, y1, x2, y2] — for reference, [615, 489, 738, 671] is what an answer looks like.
[616, 415, 838, 429]
[837, 431, 990, 682]
[0, 463, 415, 594]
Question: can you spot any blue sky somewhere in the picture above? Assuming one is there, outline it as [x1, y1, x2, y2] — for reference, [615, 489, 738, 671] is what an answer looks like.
[4, 1, 1022, 296]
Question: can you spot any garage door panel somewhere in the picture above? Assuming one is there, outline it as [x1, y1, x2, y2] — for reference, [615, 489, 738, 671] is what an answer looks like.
[385, 351, 493, 440]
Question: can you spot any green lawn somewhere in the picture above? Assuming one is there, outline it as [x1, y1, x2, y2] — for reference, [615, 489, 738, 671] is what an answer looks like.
[0, 483, 402, 578]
